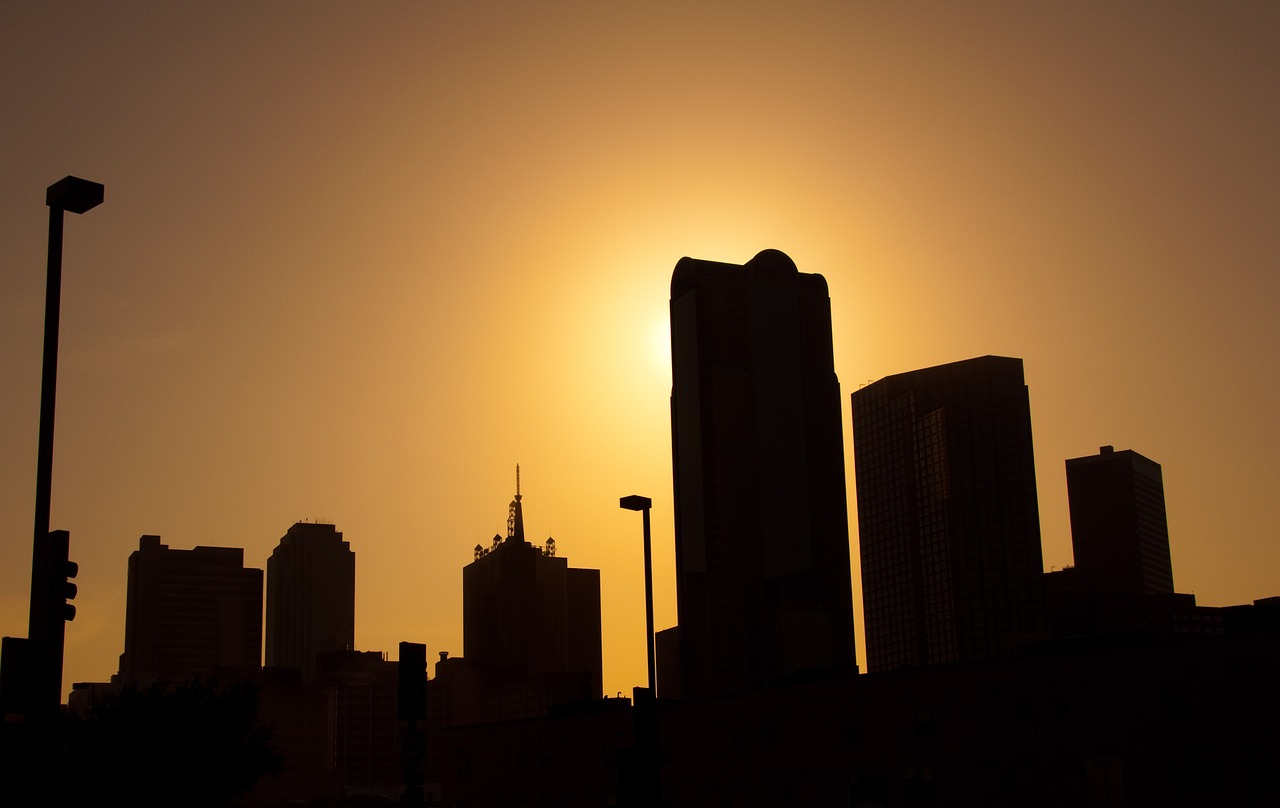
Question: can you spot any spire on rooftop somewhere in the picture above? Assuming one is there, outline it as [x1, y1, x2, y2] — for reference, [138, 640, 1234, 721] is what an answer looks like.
[507, 464, 525, 543]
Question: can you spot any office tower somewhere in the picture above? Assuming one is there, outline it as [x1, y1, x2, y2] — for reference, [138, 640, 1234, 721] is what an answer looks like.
[266, 521, 355, 684]
[669, 249, 856, 698]
[1066, 445, 1174, 597]
[851, 356, 1045, 672]
[118, 535, 263, 685]
[458, 469, 602, 720]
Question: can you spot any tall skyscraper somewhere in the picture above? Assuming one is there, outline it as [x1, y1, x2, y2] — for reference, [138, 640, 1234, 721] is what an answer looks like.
[118, 535, 263, 685]
[266, 521, 356, 684]
[851, 356, 1046, 672]
[1066, 445, 1174, 597]
[455, 469, 602, 721]
[669, 249, 856, 698]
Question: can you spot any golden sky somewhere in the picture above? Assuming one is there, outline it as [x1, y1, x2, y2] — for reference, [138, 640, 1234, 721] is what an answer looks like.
[3, 2, 1278, 699]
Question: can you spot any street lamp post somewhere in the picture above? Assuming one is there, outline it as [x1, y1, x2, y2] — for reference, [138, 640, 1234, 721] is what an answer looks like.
[619, 494, 655, 692]
[619, 494, 659, 806]
[28, 175, 103, 714]
[32, 176, 103, 545]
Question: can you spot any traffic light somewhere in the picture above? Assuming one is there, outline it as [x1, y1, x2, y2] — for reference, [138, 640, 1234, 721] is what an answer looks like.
[60, 556, 78, 623]
[25, 530, 76, 716]
[30, 530, 76, 642]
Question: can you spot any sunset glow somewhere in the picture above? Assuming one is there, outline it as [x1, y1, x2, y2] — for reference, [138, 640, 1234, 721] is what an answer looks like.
[2, 2, 1279, 700]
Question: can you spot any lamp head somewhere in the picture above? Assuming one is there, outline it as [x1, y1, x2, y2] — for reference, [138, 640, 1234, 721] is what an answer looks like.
[47, 176, 104, 214]
[619, 495, 652, 511]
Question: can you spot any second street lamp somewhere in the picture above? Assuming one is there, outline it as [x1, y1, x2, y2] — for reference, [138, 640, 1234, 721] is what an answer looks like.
[619, 494, 655, 693]
[620, 494, 660, 806]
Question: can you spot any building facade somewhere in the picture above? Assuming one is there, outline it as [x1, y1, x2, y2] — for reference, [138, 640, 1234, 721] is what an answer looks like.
[265, 521, 355, 684]
[452, 472, 602, 723]
[669, 249, 856, 698]
[851, 355, 1045, 672]
[118, 535, 263, 684]
[1066, 445, 1174, 597]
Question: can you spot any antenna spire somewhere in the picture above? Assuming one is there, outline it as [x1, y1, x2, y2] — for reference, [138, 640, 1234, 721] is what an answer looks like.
[507, 464, 526, 543]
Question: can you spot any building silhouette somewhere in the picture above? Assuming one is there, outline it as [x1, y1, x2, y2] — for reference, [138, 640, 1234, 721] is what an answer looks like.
[265, 521, 355, 684]
[1045, 445, 1197, 639]
[445, 469, 602, 723]
[117, 535, 263, 685]
[851, 356, 1046, 672]
[315, 649, 402, 800]
[668, 249, 856, 698]
[433, 598, 1280, 807]
[1066, 445, 1174, 597]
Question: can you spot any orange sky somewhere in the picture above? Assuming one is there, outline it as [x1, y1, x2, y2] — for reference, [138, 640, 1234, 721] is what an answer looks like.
[3, 2, 1278, 700]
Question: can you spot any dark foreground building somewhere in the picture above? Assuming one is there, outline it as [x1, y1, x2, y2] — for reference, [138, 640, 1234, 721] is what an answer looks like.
[434, 606, 1280, 808]
[851, 356, 1046, 672]
[248, 650, 406, 806]
[668, 249, 857, 698]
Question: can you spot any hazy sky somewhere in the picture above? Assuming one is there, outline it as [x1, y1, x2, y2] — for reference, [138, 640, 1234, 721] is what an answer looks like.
[3, 2, 1278, 699]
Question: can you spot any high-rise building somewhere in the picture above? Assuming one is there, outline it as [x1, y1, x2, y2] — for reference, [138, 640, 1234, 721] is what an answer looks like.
[118, 535, 263, 685]
[1065, 445, 1174, 597]
[266, 521, 356, 684]
[453, 469, 602, 722]
[851, 355, 1046, 672]
[668, 249, 856, 698]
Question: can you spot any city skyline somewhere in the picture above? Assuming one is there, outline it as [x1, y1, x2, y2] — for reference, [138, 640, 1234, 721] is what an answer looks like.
[3, 3, 1279, 700]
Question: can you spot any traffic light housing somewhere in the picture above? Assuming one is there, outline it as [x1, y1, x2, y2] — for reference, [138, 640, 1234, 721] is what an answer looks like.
[62, 558, 79, 622]
[30, 530, 76, 641]
[25, 530, 75, 716]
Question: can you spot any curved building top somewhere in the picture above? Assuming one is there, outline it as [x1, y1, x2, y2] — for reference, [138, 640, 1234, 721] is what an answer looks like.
[671, 249, 828, 298]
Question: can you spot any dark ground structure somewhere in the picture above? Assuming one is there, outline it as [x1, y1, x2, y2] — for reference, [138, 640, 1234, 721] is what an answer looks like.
[431, 605, 1280, 807]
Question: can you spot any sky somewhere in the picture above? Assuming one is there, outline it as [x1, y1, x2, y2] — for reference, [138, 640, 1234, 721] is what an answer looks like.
[3, 1, 1278, 700]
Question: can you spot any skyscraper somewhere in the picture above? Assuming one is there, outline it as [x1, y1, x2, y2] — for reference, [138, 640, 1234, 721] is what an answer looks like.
[669, 249, 856, 698]
[1065, 445, 1174, 597]
[118, 535, 263, 685]
[265, 521, 355, 684]
[851, 356, 1045, 672]
[453, 469, 602, 722]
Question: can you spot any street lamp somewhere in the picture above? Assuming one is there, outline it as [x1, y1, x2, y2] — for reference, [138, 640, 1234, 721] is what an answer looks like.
[620, 494, 660, 805]
[619, 494, 655, 693]
[28, 175, 104, 713]
[33, 176, 104, 544]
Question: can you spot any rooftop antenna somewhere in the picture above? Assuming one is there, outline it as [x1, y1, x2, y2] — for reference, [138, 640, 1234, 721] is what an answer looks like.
[507, 464, 525, 542]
